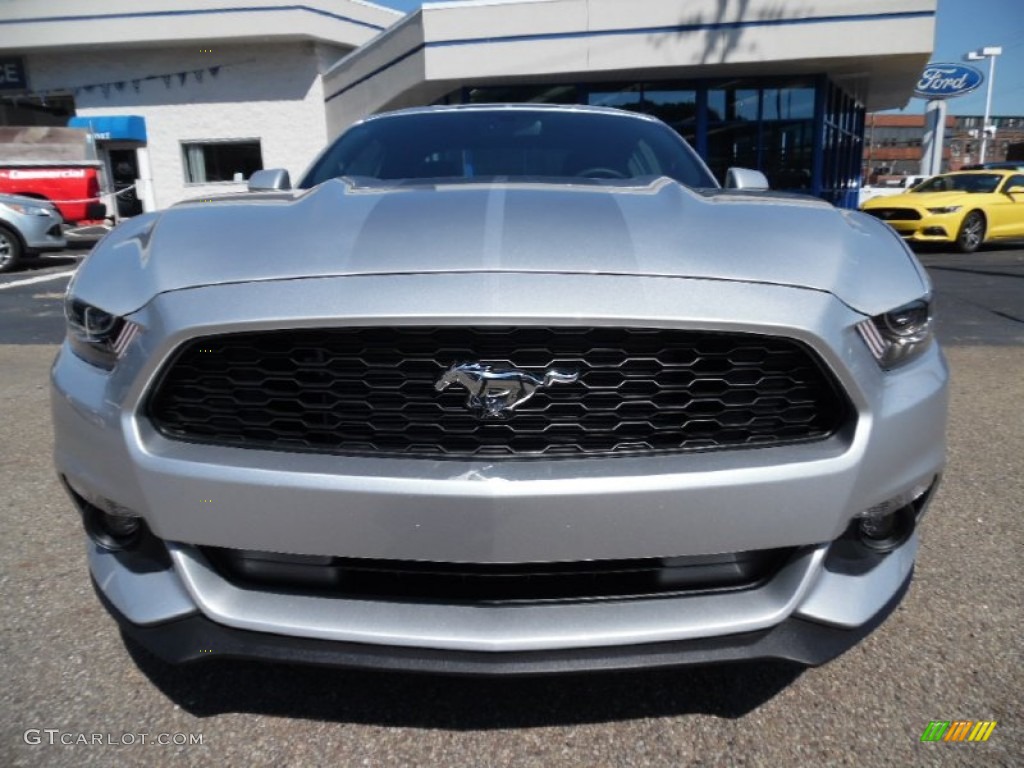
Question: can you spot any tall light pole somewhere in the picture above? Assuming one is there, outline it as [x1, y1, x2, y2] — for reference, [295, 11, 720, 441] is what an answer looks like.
[965, 46, 1003, 164]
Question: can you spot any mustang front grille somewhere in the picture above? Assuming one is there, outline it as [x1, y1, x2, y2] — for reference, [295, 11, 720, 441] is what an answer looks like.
[865, 208, 922, 221]
[147, 327, 849, 459]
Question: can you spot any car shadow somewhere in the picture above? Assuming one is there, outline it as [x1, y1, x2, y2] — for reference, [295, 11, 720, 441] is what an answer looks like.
[17, 254, 82, 271]
[912, 240, 1024, 256]
[125, 637, 803, 727]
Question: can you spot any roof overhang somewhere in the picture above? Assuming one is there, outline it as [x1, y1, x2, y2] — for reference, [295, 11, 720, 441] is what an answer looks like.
[0, 0, 403, 54]
[324, 0, 937, 134]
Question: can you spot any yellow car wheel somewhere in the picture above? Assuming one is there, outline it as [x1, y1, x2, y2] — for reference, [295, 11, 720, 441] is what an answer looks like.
[956, 211, 986, 254]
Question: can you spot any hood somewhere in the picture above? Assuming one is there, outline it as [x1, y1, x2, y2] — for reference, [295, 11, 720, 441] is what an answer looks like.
[73, 178, 927, 317]
[864, 190, 967, 207]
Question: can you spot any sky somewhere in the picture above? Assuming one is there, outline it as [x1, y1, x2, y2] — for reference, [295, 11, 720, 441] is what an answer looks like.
[371, 0, 1024, 116]
[896, 0, 1024, 116]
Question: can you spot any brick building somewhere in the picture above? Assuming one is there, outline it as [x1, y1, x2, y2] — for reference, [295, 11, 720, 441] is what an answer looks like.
[864, 112, 1024, 181]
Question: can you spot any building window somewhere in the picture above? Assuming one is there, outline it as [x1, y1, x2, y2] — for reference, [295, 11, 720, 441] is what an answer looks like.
[452, 75, 866, 208]
[762, 87, 814, 120]
[702, 79, 818, 190]
[466, 84, 578, 104]
[182, 139, 263, 184]
[587, 84, 698, 143]
[708, 84, 759, 122]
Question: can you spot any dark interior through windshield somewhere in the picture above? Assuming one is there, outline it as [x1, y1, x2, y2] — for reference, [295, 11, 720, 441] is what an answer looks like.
[914, 174, 1002, 194]
[300, 109, 717, 189]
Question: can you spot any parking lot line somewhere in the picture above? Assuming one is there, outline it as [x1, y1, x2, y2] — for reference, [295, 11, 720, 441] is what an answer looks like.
[0, 270, 76, 291]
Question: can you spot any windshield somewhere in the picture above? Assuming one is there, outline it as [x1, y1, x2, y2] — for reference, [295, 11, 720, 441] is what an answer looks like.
[913, 174, 1003, 194]
[300, 109, 717, 189]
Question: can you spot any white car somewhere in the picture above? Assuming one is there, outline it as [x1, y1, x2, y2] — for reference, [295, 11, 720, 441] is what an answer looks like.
[0, 193, 66, 272]
[858, 175, 929, 208]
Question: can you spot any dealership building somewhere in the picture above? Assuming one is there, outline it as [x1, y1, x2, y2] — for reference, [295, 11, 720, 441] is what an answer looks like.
[1, 0, 936, 212]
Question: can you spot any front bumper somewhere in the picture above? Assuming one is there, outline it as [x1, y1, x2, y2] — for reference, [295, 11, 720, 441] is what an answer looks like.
[54, 273, 948, 668]
[86, 507, 927, 671]
[97, 562, 914, 674]
[871, 212, 960, 244]
[14, 209, 67, 251]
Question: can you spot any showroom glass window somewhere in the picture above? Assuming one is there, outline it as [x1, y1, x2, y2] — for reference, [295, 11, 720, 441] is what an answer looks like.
[820, 82, 865, 209]
[465, 84, 580, 105]
[443, 76, 866, 207]
[705, 80, 815, 192]
[588, 84, 698, 146]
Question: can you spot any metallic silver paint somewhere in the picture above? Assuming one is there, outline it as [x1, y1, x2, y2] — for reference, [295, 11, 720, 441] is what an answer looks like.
[52, 106, 949, 663]
[0, 193, 65, 252]
[247, 168, 291, 192]
[82, 532, 921, 650]
[69, 177, 926, 319]
[164, 542, 829, 651]
[87, 542, 197, 626]
[794, 536, 919, 629]
[724, 167, 770, 190]
[53, 272, 947, 563]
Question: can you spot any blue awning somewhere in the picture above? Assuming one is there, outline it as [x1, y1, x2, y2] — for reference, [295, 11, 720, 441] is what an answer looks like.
[68, 115, 147, 143]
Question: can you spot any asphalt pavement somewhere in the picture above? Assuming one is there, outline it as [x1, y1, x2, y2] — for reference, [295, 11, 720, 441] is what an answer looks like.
[0, 250, 86, 344]
[1, 245, 1021, 767]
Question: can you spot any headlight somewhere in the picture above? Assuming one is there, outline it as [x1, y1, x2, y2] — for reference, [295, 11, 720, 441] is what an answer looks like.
[926, 206, 962, 215]
[856, 298, 933, 369]
[1, 201, 53, 217]
[64, 296, 140, 370]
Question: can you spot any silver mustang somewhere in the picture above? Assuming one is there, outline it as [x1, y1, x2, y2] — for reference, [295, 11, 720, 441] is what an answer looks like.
[52, 105, 948, 674]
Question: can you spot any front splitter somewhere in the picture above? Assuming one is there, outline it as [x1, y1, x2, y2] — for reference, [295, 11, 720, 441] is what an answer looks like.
[97, 572, 912, 676]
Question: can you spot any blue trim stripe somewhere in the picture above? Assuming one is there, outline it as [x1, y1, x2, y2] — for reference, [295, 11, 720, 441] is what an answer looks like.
[0, 5, 386, 32]
[325, 9, 935, 103]
[429, 10, 935, 48]
[327, 44, 427, 103]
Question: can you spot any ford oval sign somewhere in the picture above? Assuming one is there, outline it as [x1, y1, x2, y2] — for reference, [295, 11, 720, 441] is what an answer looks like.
[914, 63, 984, 99]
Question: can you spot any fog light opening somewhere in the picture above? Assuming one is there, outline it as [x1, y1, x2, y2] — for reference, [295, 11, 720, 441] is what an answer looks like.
[858, 505, 915, 553]
[82, 503, 143, 551]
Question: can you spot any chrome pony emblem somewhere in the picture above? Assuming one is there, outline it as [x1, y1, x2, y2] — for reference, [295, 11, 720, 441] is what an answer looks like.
[435, 362, 579, 419]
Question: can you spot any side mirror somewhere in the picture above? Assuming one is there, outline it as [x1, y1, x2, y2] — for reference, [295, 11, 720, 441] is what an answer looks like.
[725, 167, 770, 191]
[1007, 185, 1024, 196]
[248, 169, 291, 192]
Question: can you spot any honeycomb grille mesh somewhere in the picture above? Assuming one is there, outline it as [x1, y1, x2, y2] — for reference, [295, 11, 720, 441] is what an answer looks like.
[865, 208, 922, 221]
[147, 327, 848, 459]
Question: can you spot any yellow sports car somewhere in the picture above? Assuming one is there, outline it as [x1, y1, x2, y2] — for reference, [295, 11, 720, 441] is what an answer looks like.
[861, 170, 1024, 252]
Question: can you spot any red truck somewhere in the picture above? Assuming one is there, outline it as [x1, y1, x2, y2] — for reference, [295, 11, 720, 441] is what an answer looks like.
[0, 127, 107, 224]
[0, 164, 105, 223]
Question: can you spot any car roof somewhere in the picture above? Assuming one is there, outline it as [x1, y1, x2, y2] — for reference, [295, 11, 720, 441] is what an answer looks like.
[935, 169, 1017, 177]
[962, 162, 1024, 170]
[356, 103, 664, 126]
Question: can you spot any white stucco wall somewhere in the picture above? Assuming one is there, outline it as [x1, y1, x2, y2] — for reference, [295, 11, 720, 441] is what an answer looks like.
[0, 0, 400, 53]
[26, 43, 334, 208]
